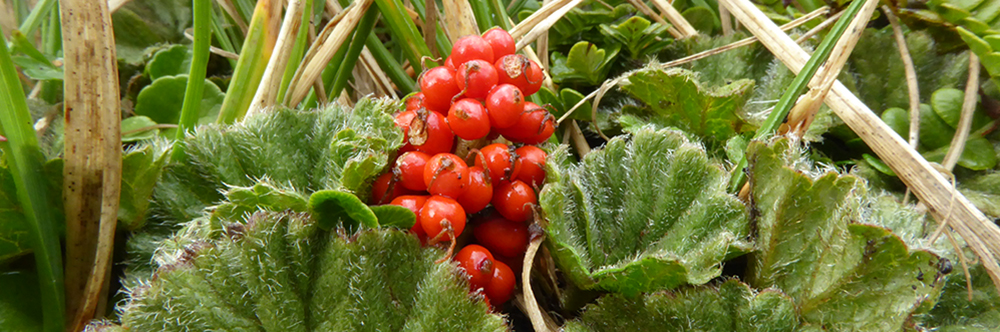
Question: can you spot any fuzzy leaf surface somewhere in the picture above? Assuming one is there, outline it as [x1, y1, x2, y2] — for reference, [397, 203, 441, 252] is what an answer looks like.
[151, 98, 403, 225]
[116, 211, 507, 331]
[924, 264, 1000, 331]
[564, 280, 797, 331]
[616, 67, 754, 149]
[539, 127, 750, 296]
[748, 139, 947, 331]
[118, 144, 171, 230]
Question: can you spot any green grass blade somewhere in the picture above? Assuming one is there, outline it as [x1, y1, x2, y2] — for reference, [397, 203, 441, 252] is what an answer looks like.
[489, 0, 514, 30]
[17, 0, 56, 38]
[330, 9, 379, 98]
[365, 34, 416, 93]
[211, 8, 240, 68]
[172, 0, 212, 160]
[727, 0, 869, 193]
[469, 0, 495, 32]
[216, 0, 280, 124]
[374, 0, 434, 69]
[0, 26, 65, 332]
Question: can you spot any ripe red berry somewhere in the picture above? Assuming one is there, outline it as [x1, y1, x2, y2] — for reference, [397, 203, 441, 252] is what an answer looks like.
[485, 84, 525, 129]
[514, 146, 547, 187]
[390, 195, 429, 239]
[424, 153, 470, 198]
[420, 195, 467, 241]
[457, 59, 499, 99]
[404, 92, 426, 112]
[482, 28, 515, 60]
[495, 54, 544, 96]
[394, 151, 431, 191]
[456, 166, 492, 213]
[497, 102, 555, 143]
[395, 109, 455, 155]
[371, 172, 416, 205]
[492, 180, 536, 222]
[446, 98, 491, 140]
[419, 66, 462, 113]
[451, 35, 495, 66]
[454, 244, 496, 291]
[445, 56, 456, 70]
[474, 215, 528, 257]
[484, 260, 516, 305]
[474, 143, 522, 187]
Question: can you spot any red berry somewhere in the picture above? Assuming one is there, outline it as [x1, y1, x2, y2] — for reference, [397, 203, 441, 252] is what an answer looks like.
[404, 92, 426, 112]
[474, 215, 528, 257]
[390, 195, 429, 239]
[371, 172, 416, 205]
[446, 98, 491, 140]
[424, 153, 470, 198]
[395, 151, 431, 191]
[482, 28, 515, 60]
[492, 180, 536, 222]
[420, 195, 467, 241]
[497, 102, 555, 143]
[395, 109, 455, 155]
[445, 56, 456, 70]
[454, 244, 496, 291]
[474, 143, 522, 187]
[486, 84, 525, 129]
[457, 166, 492, 213]
[484, 260, 516, 305]
[419, 66, 462, 113]
[451, 35, 495, 66]
[495, 54, 543, 96]
[457, 59, 499, 99]
[514, 146, 547, 187]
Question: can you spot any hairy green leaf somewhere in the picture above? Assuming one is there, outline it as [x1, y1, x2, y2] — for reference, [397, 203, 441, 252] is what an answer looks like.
[748, 139, 947, 331]
[118, 143, 172, 231]
[309, 189, 378, 231]
[598, 16, 673, 59]
[959, 171, 1000, 218]
[114, 212, 507, 331]
[540, 127, 750, 296]
[370, 205, 416, 229]
[564, 280, 798, 331]
[616, 67, 754, 149]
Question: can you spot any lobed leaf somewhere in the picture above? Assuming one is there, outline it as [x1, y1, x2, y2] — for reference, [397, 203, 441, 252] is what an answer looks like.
[748, 139, 948, 331]
[539, 127, 750, 296]
[114, 211, 507, 331]
[616, 67, 754, 149]
[564, 280, 798, 331]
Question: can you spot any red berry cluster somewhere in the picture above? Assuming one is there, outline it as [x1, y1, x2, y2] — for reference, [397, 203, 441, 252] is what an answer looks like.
[370, 27, 553, 309]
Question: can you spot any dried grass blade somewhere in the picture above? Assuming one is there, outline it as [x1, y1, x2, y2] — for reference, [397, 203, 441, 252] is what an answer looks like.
[285, 0, 373, 107]
[510, 0, 585, 51]
[247, 0, 308, 117]
[941, 53, 981, 171]
[60, 0, 122, 329]
[883, 6, 921, 148]
[648, 0, 699, 38]
[442, 0, 480, 41]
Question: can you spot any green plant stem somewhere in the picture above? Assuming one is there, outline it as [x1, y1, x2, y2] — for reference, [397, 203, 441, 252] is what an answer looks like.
[173, 0, 212, 160]
[404, 0, 453, 57]
[489, 0, 514, 30]
[469, 0, 495, 32]
[727, 0, 868, 193]
[0, 26, 65, 332]
[374, 0, 434, 68]
[211, 9, 240, 68]
[366, 34, 416, 93]
[18, 0, 56, 38]
[330, 9, 379, 98]
[507, 0, 530, 16]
